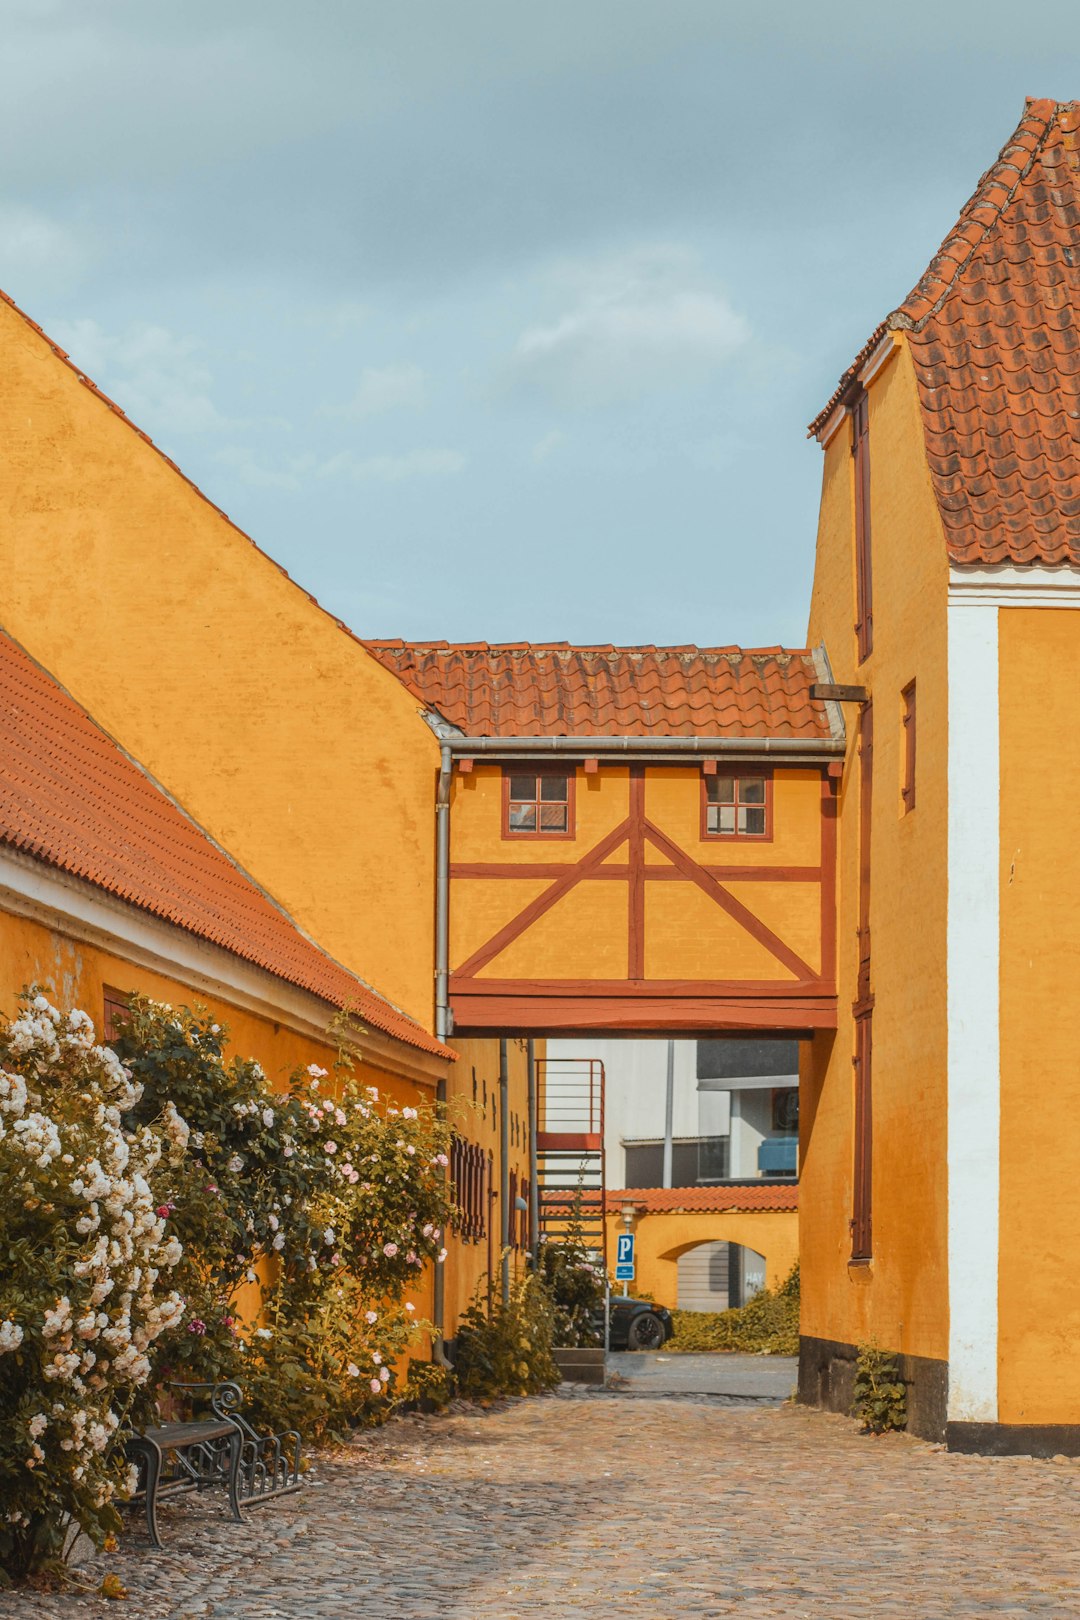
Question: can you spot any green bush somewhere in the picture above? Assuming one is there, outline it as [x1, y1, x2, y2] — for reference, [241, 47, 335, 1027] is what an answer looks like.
[852, 1344, 907, 1434]
[453, 1271, 560, 1399]
[536, 1188, 606, 1348]
[667, 1262, 800, 1355]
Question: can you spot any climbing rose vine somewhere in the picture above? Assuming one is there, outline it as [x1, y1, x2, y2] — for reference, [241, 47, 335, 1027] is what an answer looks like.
[111, 997, 455, 1442]
[0, 995, 184, 1580]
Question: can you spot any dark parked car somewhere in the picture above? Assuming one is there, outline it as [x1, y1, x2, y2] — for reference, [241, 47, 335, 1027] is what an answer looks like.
[604, 1296, 675, 1352]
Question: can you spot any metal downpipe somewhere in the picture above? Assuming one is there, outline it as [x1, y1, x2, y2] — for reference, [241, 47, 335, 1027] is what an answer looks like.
[435, 744, 452, 1044]
[499, 1036, 510, 1306]
[526, 1038, 539, 1271]
[431, 1076, 453, 1371]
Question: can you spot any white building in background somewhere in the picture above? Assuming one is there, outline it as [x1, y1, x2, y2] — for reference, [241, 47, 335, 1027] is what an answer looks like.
[545, 1036, 799, 1191]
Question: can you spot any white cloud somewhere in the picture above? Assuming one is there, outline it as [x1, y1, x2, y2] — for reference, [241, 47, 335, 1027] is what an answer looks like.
[315, 447, 465, 483]
[505, 245, 750, 407]
[214, 445, 301, 491]
[48, 317, 234, 435]
[214, 444, 465, 490]
[0, 204, 95, 297]
[531, 429, 565, 463]
[328, 362, 428, 419]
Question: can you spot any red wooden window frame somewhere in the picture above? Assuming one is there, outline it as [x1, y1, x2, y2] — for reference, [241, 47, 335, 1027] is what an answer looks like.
[450, 1134, 489, 1243]
[700, 768, 773, 842]
[851, 1005, 874, 1261]
[901, 681, 916, 814]
[851, 390, 873, 663]
[502, 768, 576, 840]
[102, 986, 131, 1042]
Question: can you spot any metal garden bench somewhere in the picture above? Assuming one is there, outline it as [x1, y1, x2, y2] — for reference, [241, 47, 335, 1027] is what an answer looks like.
[124, 1381, 303, 1547]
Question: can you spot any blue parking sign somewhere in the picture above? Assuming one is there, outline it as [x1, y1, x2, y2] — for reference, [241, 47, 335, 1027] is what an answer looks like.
[616, 1233, 635, 1267]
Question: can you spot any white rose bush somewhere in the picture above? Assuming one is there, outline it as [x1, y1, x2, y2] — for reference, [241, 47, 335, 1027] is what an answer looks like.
[0, 988, 457, 1582]
[111, 997, 455, 1445]
[0, 995, 184, 1581]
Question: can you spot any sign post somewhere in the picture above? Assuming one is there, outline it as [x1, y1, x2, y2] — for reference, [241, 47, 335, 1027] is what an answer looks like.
[615, 1231, 635, 1298]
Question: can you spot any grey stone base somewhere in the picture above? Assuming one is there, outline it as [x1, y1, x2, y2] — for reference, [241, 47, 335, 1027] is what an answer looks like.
[946, 1422, 1080, 1458]
[554, 1348, 606, 1385]
[798, 1333, 948, 1442]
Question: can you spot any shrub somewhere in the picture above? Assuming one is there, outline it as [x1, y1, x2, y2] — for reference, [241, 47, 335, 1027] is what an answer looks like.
[852, 1345, 907, 1434]
[0, 994, 184, 1581]
[667, 1262, 800, 1355]
[537, 1188, 606, 1348]
[454, 1272, 560, 1399]
[110, 996, 455, 1440]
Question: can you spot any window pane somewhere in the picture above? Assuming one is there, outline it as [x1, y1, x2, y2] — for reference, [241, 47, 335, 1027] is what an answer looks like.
[706, 806, 719, 833]
[715, 775, 735, 804]
[540, 804, 568, 831]
[740, 777, 766, 804]
[508, 802, 537, 832]
[742, 806, 766, 835]
[508, 773, 536, 801]
[539, 775, 568, 803]
[718, 805, 736, 834]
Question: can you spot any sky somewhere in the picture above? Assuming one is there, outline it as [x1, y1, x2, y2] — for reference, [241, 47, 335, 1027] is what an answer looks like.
[2, 1, 1077, 648]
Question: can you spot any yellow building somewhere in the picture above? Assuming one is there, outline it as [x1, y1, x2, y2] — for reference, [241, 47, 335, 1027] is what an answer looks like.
[800, 97, 1080, 1451]
[0, 627, 451, 1335]
[0, 291, 532, 1342]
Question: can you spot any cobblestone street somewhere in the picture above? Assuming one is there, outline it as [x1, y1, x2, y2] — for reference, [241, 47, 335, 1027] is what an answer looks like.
[5, 1391, 1080, 1619]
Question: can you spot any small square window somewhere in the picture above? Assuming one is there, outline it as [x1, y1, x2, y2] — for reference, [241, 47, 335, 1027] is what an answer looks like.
[703, 772, 771, 839]
[504, 770, 574, 837]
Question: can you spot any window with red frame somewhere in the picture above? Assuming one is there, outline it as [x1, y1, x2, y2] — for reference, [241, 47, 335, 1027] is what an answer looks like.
[703, 773, 769, 838]
[102, 987, 131, 1042]
[504, 769, 572, 836]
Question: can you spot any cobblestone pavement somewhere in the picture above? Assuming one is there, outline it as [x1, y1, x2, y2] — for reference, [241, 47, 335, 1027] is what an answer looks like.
[5, 1393, 1080, 1619]
[610, 1349, 798, 1398]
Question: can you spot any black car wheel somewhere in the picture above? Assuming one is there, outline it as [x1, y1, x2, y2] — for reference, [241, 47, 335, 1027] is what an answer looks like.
[626, 1311, 666, 1352]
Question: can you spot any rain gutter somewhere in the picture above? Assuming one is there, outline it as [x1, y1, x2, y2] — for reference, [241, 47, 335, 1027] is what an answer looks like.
[444, 735, 844, 763]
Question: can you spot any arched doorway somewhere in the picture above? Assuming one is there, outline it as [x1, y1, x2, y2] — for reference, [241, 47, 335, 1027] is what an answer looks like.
[676, 1241, 768, 1311]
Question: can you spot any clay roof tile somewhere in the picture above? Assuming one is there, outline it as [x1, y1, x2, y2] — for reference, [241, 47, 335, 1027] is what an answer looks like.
[809, 98, 1080, 569]
[362, 642, 833, 741]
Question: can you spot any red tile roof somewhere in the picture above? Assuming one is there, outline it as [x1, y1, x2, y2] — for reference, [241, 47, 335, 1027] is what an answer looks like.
[362, 642, 834, 741]
[811, 98, 1080, 568]
[568, 1185, 797, 1214]
[0, 632, 448, 1060]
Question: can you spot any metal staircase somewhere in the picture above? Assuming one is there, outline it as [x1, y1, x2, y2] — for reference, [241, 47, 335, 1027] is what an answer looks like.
[536, 1056, 607, 1268]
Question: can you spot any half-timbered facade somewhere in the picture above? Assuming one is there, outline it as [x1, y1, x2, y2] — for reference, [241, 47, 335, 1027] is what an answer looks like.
[364, 643, 845, 1036]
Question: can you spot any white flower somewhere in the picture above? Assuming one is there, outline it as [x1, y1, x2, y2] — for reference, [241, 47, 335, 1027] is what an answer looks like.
[28, 1414, 47, 1439]
[227, 1155, 244, 1173]
[405, 1303, 416, 1314]
[369, 1378, 382, 1394]
[347, 1362, 360, 1378]
[0, 1319, 24, 1353]
[365, 1310, 378, 1324]
[255, 1327, 273, 1340]
[272, 1233, 285, 1251]
[372, 1351, 382, 1365]
[379, 1366, 390, 1383]
[262, 1108, 275, 1128]
[324, 1228, 335, 1246]
[307, 1064, 328, 1080]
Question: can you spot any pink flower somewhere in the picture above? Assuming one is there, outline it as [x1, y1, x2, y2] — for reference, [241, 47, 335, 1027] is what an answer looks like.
[383, 1242, 399, 1258]
[436, 1153, 449, 1167]
[370, 1379, 382, 1394]
[187, 1319, 207, 1336]
[324, 1141, 337, 1155]
[365, 1310, 378, 1324]
[156, 1205, 172, 1220]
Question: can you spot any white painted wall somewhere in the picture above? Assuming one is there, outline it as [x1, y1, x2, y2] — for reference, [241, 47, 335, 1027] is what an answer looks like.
[946, 587, 1001, 1425]
[546, 1037, 703, 1185]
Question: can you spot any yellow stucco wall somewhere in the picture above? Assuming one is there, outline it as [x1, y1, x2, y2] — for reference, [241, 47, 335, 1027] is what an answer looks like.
[0, 299, 439, 1027]
[998, 609, 1080, 1423]
[441, 1035, 533, 1334]
[0, 905, 439, 1331]
[604, 1209, 798, 1310]
[450, 763, 826, 984]
[803, 337, 950, 1364]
